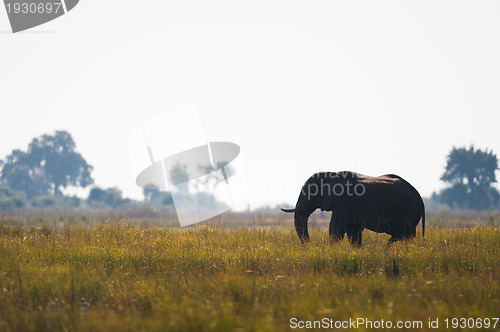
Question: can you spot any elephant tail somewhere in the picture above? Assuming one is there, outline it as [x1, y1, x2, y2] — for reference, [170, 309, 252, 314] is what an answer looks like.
[422, 204, 426, 240]
[417, 191, 426, 240]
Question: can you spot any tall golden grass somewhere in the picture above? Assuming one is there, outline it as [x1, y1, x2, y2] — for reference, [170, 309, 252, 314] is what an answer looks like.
[0, 213, 498, 331]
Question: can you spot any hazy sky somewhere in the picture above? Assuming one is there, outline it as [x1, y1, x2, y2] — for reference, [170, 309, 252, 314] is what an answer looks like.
[1, 1, 499, 209]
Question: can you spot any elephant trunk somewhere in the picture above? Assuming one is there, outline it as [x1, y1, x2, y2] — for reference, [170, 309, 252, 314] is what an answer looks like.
[294, 213, 310, 243]
[281, 207, 311, 243]
[281, 207, 312, 243]
[282, 183, 318, 243]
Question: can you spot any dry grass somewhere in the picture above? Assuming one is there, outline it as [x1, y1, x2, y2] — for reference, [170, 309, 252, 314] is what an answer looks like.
[0, 214, 498, 331]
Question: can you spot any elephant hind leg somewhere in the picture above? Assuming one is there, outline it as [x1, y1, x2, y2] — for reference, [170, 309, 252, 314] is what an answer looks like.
[388, 232, 415, 245]
[387, 236, 401, 245]
[392, 229, 417, 243]
[347, 229, 363, 247]
[330, 231, 344, 242]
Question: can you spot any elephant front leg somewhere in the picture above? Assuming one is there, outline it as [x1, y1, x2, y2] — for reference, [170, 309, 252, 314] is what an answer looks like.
[329, 217, 344, 242]
[329, 206, 352, 242]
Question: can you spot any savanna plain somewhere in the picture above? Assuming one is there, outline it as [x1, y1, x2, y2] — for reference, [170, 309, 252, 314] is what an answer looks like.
[0, 212, 498, 331]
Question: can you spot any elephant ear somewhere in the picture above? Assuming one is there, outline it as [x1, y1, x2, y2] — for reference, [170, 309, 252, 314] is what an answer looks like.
[281, 208, 296, 213]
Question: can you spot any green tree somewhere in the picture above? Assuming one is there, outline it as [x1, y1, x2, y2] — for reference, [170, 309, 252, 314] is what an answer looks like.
[26, 131, 93, 194]
[0, 131, 93, 198]
[0, 150, 51, 199]
[440, 146, 499, 210]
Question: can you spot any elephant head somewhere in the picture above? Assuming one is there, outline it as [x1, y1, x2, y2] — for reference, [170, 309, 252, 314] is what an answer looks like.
[281, 172, 354, 243]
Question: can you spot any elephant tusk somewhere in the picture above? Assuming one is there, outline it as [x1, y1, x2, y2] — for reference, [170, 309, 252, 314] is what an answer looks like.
[280, 208, 296, 213]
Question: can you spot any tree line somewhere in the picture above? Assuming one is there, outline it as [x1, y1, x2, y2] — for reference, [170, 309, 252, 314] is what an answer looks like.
[0, 130, 498, 211]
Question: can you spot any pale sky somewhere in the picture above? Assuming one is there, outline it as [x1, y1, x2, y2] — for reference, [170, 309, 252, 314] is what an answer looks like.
[1, 1, 499, 210]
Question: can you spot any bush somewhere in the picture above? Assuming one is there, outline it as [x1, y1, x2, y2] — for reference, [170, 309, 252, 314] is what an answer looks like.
[30, 195, 56, 208]
[29, 194, 81, 209]
[87, 187, 129, 209]
[0, 186, 27, 210]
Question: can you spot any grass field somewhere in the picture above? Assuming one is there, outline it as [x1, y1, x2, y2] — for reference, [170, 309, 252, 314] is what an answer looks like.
[0, 213, 499, 331]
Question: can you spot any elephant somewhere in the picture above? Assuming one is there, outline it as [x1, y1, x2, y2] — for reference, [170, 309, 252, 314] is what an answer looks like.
[281, 171, 425, 245]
